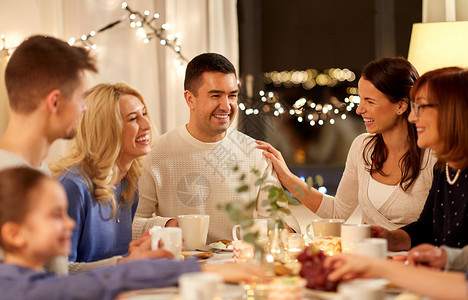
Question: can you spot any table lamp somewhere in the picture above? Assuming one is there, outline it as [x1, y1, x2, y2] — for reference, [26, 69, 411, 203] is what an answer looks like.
[407, 21, 468, 75]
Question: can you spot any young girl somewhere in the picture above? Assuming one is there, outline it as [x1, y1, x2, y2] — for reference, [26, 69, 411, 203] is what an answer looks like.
[0, 167, 265, 299]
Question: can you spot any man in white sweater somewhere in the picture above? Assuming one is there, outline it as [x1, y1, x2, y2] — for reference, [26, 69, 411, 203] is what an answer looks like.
[133, 53, 299, 243]
[0, 35, 97, 275]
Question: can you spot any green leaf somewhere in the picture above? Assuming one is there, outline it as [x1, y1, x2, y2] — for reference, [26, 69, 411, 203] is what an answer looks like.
[294, 185, 305, 198]
[251, 167, 260, 177]
[239, 173, 246, 181]
[243, 232, 258, 244]
[261, 199, 271, 207]
[306, 176, 314, 192]
[288, 197, 301, 206]
[315, 175, 324, 186]
[240, 218, 253, 228]
[254, 175, 267, 186]
[246, 201, 256, 210]
[236, 185, 249, 193]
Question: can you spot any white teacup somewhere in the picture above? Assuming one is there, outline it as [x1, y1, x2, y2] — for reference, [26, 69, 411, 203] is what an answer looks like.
[179, 272, 223, 300]
[353, 238, 387, 259]
[177, 214, 210, 251]
[306, 219, 345, 239]
[232, 218, 268, 241]
[341, 224, 371, 253]
[149, 226, 182, 260]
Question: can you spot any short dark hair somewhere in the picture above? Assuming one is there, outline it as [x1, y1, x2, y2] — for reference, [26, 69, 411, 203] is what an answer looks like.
[5, 35, 98, 113]
[0, 167, 48, 250]
[184, 53, 236, 95]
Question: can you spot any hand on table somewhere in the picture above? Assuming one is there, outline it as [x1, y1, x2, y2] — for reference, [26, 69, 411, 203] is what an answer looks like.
[324, 253, 376, 281]
[118, 231, 173, 264]
[202, 262, 268, 284]
[407, 244, 446, 270]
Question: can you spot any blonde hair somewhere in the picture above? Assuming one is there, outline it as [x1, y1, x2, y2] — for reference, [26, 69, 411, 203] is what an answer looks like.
[50, 82, 155, 217]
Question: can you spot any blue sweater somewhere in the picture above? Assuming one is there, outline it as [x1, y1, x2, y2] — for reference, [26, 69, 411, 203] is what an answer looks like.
[58, 168, 138, 263]
[0, 259, 199, 300]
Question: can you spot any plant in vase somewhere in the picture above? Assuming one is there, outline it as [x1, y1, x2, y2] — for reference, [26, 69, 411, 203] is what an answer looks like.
[218, 164, 323, 264]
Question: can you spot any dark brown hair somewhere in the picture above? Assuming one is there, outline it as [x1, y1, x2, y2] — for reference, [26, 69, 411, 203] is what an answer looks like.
[184, 53, 236, 96]
[5, 35, 97, 113]
[410, 67, 468, 170]
[361, 57, 422, 191]
[0, 167, 47, 250]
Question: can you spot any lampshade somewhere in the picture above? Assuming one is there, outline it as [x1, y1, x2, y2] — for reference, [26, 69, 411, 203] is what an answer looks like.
[407, 21, 468, 75]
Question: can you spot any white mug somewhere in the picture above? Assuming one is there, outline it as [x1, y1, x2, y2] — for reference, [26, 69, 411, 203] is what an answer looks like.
[177, 215, 210, 251]
[179, 272, 223, 300]
[149, 226, 182, 260]
[341, 224, 371, 253]
[353, 238, 387, 259]
[306, 219, 345, 239]
[232, 218, 268, 241]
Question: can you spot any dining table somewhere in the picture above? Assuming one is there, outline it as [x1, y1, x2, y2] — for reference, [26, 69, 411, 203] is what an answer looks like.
[116, 249, 426, 300]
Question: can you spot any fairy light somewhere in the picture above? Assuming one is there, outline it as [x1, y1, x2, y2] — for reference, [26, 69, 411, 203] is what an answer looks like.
[121, 2, 187, 62]
[66, 3, 187, 63]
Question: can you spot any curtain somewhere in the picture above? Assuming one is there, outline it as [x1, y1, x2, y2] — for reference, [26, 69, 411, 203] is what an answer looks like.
[0, 0, 238, 163]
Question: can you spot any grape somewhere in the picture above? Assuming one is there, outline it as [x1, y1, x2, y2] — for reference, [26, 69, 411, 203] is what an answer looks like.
[297, 245, 339, 291]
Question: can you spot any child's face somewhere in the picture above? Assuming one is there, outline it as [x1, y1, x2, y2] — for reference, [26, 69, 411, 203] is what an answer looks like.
[20, 179, 75, 261]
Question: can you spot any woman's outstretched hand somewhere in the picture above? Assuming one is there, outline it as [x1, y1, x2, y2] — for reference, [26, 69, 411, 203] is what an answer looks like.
[256, 140, 292, 183]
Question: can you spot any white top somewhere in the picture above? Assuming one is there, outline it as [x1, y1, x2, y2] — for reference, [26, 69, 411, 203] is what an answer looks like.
[368, 175, 398, 210]
[317, 133, 437, 230]
[133, 126, 300, 243]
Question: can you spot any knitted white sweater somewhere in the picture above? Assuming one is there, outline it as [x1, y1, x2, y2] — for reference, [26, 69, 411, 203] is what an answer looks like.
[133, 126, 300, 243]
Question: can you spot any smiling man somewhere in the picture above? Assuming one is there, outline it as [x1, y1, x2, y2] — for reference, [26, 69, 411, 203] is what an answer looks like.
[133, 53, 299, 243]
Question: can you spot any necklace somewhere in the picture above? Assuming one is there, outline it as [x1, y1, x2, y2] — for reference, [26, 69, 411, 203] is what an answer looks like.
[445, 163, 461, 185]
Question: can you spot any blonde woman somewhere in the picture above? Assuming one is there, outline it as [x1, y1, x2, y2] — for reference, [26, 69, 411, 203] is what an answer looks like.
[50, 83, 168, 273]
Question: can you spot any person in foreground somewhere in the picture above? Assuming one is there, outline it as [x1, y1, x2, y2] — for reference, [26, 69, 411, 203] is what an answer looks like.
[0, 34, 97, 275]
[325, 253, 468, 300]
[133, 53, 299, 243]
[49, 83, 169, 273]
[0, 167, 266, 299]
[372, 67, 468, 251]
[257, 57, 435, 229]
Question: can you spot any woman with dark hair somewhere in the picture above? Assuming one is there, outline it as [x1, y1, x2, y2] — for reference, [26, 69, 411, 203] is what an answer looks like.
[257, 57, 436, 229]
[373, 67, 468, 250]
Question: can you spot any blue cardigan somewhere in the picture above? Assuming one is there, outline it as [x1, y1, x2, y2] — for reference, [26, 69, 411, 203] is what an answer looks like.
[58, 167, 138, 263]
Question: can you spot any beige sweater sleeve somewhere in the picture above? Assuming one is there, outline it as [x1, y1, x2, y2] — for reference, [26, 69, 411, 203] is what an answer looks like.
[132, 158, 172, 240]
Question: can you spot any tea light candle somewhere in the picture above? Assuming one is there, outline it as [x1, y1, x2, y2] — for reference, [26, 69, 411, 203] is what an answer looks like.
[313, 236, 341, 256]
[287, 233, 305, 259]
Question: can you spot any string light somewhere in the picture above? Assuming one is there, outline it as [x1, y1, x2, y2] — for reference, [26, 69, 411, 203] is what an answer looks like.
[264, 68, 356, 89]
[239, 67, 359, 126]
[121, 2, 187, 62]
[65, 2, 187, 64]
